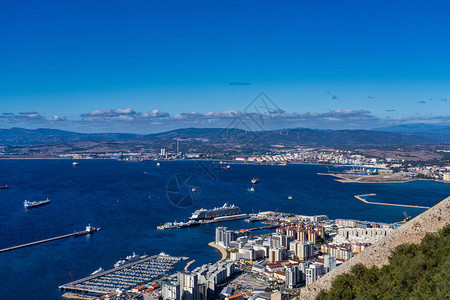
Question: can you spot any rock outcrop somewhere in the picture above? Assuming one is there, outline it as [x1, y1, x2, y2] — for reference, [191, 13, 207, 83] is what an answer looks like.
[299, 196, 450, 300]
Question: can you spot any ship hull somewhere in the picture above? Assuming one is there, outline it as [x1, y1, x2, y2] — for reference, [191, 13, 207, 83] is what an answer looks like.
[189, 204, 241, 221]
[24, 201, 50, 209]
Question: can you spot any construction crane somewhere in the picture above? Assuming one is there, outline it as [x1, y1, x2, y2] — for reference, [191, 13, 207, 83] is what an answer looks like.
[393, 212, 411, 225]
[68, 271, 87, 298]
[403, 211, 411, 222]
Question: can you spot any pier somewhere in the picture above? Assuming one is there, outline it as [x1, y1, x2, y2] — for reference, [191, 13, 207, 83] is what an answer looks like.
[59, 254, 181, 295]
[239, 225, 279, 233]
[184, 259, 196, 271]
[0, 226, 100, 253]
[354, 194, 431, 209]
[61, 293, 97, 300]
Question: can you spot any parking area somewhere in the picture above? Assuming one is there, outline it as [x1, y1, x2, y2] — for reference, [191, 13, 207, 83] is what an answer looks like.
[227, 272, 269, 294]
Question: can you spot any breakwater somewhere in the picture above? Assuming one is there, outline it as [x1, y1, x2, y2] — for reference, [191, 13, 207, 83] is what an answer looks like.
[354, 194, 431, 209]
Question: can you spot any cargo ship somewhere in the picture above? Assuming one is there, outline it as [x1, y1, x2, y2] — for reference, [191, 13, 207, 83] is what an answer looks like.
[73, 224, 101, 237]
[189, 203, 241, 221]
[24, 198, 51, 209]
[0, 185, 8, 189]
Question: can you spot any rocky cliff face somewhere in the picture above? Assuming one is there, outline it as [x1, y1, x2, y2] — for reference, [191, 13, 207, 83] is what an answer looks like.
[299, 196, 450, 300]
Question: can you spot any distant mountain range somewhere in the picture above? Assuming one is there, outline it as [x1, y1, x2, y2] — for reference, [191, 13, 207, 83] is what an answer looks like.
[376, 123, 450, 134]
[0, 125, 449, 151]
[0, 128, 142, 146]
[375, 123, 450, 145]
[140, 127, 444, 147]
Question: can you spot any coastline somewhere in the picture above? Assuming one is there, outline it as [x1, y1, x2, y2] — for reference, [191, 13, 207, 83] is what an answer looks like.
[318, 172, 418, 184]
[208, 242, 227, 261]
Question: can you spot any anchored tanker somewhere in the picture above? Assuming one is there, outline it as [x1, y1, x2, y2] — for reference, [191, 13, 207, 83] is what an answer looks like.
[24, 198, 51, 209]
[189, 203, 240, 221]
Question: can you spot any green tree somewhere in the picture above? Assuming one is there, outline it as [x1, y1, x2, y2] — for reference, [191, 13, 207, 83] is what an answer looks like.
[316, 224, 450, 299]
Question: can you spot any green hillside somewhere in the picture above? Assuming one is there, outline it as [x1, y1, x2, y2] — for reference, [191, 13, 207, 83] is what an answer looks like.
[316, 224, 450, 300]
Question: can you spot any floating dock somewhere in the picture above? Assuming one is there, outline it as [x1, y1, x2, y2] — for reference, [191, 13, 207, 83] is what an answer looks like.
[0, 226, 100, 253]
[354, 194, 431, 209]
[59, 254, 182, 295]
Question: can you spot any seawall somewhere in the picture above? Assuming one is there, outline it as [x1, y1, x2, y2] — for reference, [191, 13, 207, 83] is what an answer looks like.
[208, 242, 227, 261]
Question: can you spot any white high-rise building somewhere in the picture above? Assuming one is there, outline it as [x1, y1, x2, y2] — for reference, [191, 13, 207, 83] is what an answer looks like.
[297, 241, 314, 261]
[306, 264, 323, 286]
[268, 246, 287, 263]
[285, 266, 300, 289]
[324, 254, 336, 273]
[178, 271, 199, 300]
[162, 282, 181, 300]
[215, 227, 226, 245]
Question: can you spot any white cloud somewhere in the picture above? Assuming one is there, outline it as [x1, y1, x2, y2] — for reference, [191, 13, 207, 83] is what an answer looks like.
[46, 115, 65, 121]
[140, 110, 170, 118]
[81, 108, 136, 118]
[1, 107, 449, 133]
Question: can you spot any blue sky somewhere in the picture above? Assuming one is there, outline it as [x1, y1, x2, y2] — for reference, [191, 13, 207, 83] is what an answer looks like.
[0, 0, 449, 133]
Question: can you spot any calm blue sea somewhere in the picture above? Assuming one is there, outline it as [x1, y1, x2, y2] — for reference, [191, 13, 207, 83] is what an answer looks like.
[0, 159, 448, 299]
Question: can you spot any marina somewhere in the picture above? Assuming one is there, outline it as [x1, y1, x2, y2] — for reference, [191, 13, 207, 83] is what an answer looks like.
[59, 254, 183, 295]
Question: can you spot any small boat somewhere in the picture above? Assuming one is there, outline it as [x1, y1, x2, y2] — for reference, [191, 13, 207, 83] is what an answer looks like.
[0, 185, 8, 189]
[72, 162, 79, 166]
[288, 196, 293, 200]
[157, 222, 178, 230]
[114, 259, 126, 268]
[247, 187, 255, 192]
[113, 251, 145, 268]
[251, 178, 259, 184]
[156, 162, 160, 167]
[91, 267, 104, 275]
[245, 217, 259, 222]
